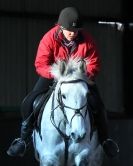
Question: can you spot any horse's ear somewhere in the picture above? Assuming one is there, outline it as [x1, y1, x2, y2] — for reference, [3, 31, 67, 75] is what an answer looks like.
[51, 60, 66, 80]
[78, 60, 86, 73]
[59, 60, 66, 76]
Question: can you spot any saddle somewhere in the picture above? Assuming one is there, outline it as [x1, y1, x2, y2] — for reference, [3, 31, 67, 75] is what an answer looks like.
[33, 82, 57, 135]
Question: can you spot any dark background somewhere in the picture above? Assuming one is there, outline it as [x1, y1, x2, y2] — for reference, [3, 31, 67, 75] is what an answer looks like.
[0, 0, 133, 165]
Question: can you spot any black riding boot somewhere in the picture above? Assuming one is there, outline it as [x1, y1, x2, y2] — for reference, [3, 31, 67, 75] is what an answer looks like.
[94, 107, 119, 158]
[88, 84, 119, 158]
[6, 90, 40, 157]
[7, 77, 54, 157]
[7, 115, 34, 157]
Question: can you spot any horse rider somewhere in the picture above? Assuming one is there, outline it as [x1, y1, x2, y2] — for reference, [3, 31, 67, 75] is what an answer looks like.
[7, 6, 119, 158]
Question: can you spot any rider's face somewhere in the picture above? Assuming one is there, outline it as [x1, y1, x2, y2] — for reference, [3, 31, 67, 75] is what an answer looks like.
[62, 28, 78, 41]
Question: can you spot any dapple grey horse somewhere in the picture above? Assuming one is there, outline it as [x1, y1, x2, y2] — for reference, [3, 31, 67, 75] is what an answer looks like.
[33, 58, 104, 166]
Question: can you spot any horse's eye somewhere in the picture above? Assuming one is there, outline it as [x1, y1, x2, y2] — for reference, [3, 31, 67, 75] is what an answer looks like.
[62, 94, 66, 99]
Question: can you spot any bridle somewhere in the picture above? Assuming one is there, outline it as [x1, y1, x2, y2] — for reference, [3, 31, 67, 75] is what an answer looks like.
[50, 79, 89, 139]
[50, 78, 89, 166]
[58, 79, 88, 127]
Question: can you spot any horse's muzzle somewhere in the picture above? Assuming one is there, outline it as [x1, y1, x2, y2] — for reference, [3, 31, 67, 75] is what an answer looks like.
[70, 132, 86, 143]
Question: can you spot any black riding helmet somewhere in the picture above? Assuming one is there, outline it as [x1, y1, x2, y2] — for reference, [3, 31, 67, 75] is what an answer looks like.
[57, 7, 82, 31]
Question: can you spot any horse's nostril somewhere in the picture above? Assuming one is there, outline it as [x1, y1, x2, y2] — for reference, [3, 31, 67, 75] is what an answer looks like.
[71, 132, 76, 139]
[71, 132, 86, 141]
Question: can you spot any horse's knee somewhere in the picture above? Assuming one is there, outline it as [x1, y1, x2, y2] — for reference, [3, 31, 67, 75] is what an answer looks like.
[75, 150, 89, 166]
[40, 155, 60, 166]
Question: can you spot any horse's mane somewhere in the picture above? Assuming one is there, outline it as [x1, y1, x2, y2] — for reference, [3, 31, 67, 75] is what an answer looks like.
[51, 57, 88, 82]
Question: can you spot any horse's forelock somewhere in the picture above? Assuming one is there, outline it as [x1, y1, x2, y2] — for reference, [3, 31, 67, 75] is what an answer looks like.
[65, 58, 87, 76]
[51, 58, 88, 81]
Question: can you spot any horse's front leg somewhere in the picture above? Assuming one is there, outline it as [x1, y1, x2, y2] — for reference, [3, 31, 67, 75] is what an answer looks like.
[39, 155, 60, 166]
[74, 148, 90, 166]
[39, 142, 65, 166]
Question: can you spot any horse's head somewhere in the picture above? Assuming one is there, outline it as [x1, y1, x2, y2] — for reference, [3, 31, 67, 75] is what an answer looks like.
[51, 58, 92, 143]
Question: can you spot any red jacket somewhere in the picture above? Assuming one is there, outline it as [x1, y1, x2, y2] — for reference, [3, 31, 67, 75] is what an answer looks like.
[35, 25, 100, 79]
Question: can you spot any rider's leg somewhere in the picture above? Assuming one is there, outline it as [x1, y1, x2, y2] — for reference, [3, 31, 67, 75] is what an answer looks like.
[7, 77, 54, 157]
[88, 83, 119, 158]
